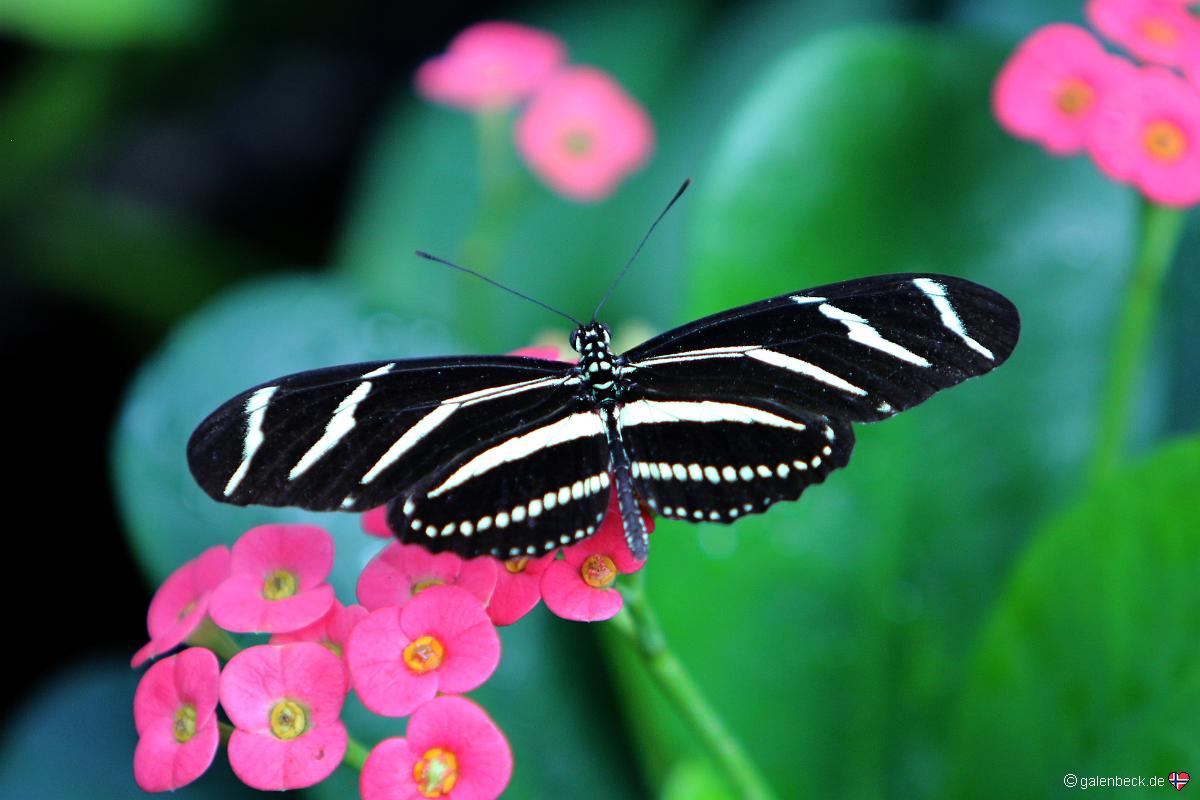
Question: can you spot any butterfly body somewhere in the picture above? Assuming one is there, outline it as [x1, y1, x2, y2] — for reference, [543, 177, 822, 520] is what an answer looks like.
[188, 273, 1019, 561]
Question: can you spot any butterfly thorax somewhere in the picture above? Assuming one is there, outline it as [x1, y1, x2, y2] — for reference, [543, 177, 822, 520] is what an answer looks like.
[571, 321, 622, 404]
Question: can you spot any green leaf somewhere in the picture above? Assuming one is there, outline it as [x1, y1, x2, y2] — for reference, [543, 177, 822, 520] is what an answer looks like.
[608, 25, 1140, 799]
[0, 0, 213, 47]
[0, 658, 258, 799]
[953, 437, 1200, 798]
[660, 760, 736, 800]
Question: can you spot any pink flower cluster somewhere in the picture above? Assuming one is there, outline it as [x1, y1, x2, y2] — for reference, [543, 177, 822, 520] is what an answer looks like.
[994, 0, 1200, 206]
[131, 524, 512, 797]
[416, 21, 654, 202]
[132, 359, 652, 797]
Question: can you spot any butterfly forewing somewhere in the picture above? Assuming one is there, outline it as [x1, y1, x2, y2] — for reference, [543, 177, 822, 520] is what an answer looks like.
[392, 405, 613, 558]
[622, 274, 1019, 423]
[187, 356, 580, 513]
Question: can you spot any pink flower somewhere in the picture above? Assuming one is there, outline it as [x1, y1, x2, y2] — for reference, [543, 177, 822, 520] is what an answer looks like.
[508, 345, 565, 361]
[515, 66, 655, 201]
[1089, 66, 1200, 205]
[416, 21, 565, 111]
[132, 545, 230, 667]
[271, 600, 369, 691]
[486, 553, 554, 626]
[540, 492, 651, 622]
[357, 541, 497, 611]
[993, 24, 1130, 155]
[220, 643, 348, 791]
[133, 648, 221, 792]
[347, 585, 500, 717]
[360, 696, 512, 800]
[1087, 0, 1200, 69]
[362, 506, 393, 538]
[208, 524, 336, 633]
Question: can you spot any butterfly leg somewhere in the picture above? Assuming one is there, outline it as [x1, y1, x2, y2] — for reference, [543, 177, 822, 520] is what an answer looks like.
[603, 407, 649, 559]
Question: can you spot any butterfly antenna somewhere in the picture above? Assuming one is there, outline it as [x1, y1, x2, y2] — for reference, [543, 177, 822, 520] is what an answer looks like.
[591, 178, 691, 322]
[415, 250, 584, 327]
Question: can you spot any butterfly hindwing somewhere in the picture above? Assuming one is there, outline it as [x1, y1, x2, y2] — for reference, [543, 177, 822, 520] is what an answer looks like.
[392, 404, 613, 558]
[616, 396, 854, 524]
[187, 356, 580, 513]
[623, 274, 1019, 423]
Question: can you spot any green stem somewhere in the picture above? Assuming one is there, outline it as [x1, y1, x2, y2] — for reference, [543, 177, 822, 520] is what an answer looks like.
[186, 618, 241, 662]
[342, 733, 371, 772]
[476, 109, 509, 210]
[457, 109, 523, 341]
[1088, 200, 1186, 484]
[612, 572, 779, 800]
[460, 110, 515, 273]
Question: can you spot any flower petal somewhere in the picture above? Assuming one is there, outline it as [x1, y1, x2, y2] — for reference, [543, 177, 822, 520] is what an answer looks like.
[227, 723, 347, 791]
[515, 66, 654, 201]
[405, 696, 513, 800]
[134, 716, 219, 792]
[230, 524, 334, 589]
[346, 607, 440, 717]
[362, 506, 393, 537]
[210, 573, 336, 633]
[540, 560, 623, 622]
[357, 542, 474, 610]
[133, 546, 230, 666]
[416, 21, 566, 111]
[220, 643, 346, 731]
[360, 738, 421, 800]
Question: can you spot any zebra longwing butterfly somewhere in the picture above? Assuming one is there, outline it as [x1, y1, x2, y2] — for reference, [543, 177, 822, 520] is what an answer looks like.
[187, 267, 1019, 561]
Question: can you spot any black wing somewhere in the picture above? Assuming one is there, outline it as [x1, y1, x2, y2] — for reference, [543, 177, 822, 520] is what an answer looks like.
[614, 274, 1018, 524]
[621, 273, 1019, 423]
[187, 355, 582, 514]
[616, 398, 853, 525]
[392, 403, 614, 559]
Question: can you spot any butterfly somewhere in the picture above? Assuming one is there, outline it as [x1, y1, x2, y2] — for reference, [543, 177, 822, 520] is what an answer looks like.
[187, 266, 1019, 561]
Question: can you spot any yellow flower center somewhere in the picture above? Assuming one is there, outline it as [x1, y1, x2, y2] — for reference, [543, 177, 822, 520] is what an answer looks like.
[562, 129, 593, 157]
[1143, 119, 1187, 162]
[172, 703, 197, 743]
[504, 556, 530, 574]
[403, 635, 445, 674]
[1138, 16, 1179, 46]
[413, 747, 459, 797]
[411, 578, 445, 595]
[580, 554, 617, 588]
[268, 699, 308, 740]
[262, 569, 298, 600]
[322, 639, 343, 658]
[1054, 78, 1094, 117]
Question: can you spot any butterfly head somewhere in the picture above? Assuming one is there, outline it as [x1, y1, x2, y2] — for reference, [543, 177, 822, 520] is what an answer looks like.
[572, 322, 619, 399]
[570, 322, 612, 355]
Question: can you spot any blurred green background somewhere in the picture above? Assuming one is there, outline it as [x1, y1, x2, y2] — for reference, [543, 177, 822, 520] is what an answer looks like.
[1, 0, 1197, 798]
